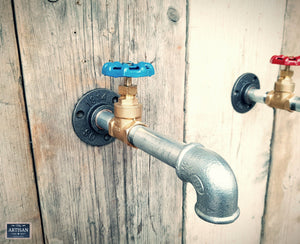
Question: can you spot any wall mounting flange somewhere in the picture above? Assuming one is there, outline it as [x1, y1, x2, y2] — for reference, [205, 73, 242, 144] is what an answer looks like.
[231, 73, 260, 113]
[72, 88, 119, 146]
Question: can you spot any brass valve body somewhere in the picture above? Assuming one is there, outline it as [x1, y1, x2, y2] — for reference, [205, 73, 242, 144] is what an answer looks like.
[108, 83, 144, 146]
[265, 68, 295, 111]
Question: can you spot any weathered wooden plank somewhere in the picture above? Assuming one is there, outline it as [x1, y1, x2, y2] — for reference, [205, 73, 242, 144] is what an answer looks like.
[262, 0, 300, 243]
[14, 0, 186, 243]
[185, 0, 286, 243]
[0, 1, 43, 243]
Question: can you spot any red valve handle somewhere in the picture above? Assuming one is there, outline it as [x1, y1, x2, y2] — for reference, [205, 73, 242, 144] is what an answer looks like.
[270, 55, 300, 66]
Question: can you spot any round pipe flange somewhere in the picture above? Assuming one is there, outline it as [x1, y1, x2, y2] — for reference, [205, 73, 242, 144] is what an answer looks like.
[231, 73, 260, 113]
[72, 88, 119, 146]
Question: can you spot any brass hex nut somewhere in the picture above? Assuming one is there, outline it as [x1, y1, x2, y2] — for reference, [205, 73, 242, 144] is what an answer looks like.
[114, 103, 142, 118]
[118, 85, 137, 96]
[280, 70, 294, 78]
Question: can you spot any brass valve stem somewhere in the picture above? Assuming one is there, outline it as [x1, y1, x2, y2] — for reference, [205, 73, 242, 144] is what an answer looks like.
[108, 77, 144, 146]
[265, 66, 296, 111]
[124, 77, 133, 86]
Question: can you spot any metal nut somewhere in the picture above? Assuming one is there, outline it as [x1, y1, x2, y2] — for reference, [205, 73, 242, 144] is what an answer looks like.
[118, 85, 137, 96]
[279, 70, 294, 78]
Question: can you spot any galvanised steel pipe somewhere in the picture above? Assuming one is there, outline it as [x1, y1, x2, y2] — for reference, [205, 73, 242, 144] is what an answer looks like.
[246, 87, 300, 112]
[246, 87, 267, 104]
[96, 110, 240, 224]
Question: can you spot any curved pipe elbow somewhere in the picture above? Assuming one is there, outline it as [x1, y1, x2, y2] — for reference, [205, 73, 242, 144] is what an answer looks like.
[176, 143, 239, 224]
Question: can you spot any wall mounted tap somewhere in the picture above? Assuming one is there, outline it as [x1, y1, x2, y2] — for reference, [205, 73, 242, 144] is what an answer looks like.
[231, 55, 300, 113]
[72, 62, 240, 224]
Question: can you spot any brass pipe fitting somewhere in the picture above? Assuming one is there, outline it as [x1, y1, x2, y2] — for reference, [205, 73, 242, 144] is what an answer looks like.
[265, 66, 295, 111]
[100, 61, 155, 145]
[108, 78, 145, 146]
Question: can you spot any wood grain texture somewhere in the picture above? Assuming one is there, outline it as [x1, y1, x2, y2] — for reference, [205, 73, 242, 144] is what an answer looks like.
[262, 0, 300, 243]
[185, 0, 285, 243]
[14, 0, 186, 243]
[0, 1, 43, 243]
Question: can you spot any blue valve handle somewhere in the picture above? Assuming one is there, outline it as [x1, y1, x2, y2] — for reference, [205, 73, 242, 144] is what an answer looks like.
[102, 61, 155, 78]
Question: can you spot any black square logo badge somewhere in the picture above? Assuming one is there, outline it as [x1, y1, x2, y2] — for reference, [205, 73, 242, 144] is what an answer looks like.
[6, 223, 31, 239]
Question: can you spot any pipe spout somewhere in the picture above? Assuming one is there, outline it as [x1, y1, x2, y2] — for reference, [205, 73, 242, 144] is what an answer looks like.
[127, 125, 239, 224]
[176, 143, 239, 224]
[96, 113, 240, 224]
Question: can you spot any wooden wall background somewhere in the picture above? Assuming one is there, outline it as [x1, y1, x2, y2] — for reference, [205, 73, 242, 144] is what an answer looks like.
[0, 0, 299, 243]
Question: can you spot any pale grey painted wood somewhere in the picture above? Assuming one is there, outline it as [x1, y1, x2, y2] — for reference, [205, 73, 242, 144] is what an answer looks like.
[262, 0, 300, 243]
[14, 0, 186, 243]
[185, 0, 286, 243]
[0, 1, 43, 243]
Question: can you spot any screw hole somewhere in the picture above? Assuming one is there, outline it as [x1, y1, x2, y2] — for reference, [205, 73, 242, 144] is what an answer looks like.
[104, 134, 111, 141]
[112, 97, 118, 103]
[76, 110, 85, 119]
